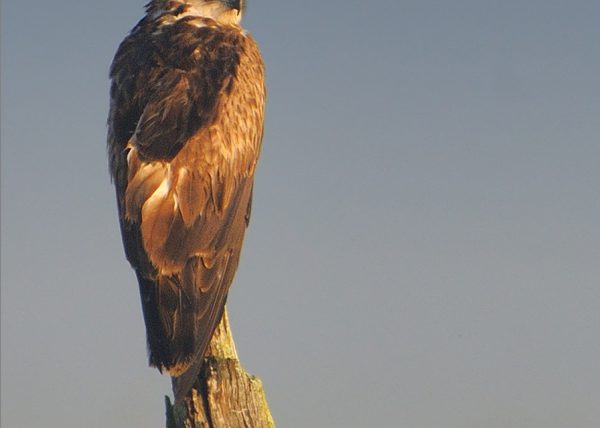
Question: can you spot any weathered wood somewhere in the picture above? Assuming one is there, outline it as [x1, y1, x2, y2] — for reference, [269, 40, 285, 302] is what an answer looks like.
[165, 309, 275, 428]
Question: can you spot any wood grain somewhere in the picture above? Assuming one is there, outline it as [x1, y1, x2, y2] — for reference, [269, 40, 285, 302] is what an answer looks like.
[166, 308, 275, 428]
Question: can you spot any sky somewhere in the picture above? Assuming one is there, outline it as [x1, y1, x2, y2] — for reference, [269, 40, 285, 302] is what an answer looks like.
[2, 0, 600, 427]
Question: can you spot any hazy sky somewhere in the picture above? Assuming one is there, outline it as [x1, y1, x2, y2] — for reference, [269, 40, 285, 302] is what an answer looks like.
[2, 1, 600, 427]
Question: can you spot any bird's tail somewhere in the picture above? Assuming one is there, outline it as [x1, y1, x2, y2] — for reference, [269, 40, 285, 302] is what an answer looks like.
[134, 268, 229, 403]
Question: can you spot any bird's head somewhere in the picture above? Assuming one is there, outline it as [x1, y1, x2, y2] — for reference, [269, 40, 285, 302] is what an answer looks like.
[183, 0, 245, 25]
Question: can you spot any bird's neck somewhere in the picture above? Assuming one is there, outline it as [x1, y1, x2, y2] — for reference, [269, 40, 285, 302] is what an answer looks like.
[147, 0, 242, 26]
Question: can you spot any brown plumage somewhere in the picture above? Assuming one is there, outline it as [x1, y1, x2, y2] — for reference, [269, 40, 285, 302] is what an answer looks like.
[107, 0, 265, 402]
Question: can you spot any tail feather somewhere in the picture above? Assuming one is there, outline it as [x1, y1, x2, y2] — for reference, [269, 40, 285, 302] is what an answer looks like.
[134, 249, 240, 402]
[171, 296, 227, 403]
[171, 262, 231, 402]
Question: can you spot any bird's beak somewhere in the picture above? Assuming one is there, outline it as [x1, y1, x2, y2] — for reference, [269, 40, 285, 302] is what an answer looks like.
[223, 0, 242, 12]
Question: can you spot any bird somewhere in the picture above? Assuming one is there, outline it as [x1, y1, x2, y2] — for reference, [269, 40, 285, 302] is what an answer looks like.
[107, 0, 265, 402]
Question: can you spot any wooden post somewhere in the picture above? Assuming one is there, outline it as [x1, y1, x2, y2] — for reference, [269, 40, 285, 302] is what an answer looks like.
[165, 308, 275, 428]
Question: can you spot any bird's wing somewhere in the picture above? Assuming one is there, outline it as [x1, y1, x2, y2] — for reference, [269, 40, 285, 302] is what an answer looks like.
[107, 17, 265, 399]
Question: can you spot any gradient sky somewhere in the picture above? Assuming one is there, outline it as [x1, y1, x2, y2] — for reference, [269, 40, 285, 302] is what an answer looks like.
[2, 1, 600, 427]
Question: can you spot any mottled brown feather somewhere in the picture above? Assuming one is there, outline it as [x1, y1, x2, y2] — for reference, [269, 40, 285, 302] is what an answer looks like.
[107, 1, 265, 402]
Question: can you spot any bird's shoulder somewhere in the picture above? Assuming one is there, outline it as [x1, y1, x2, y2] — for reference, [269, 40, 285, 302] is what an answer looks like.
[109, 11, 263, 161]
[111, 11, 258, 75]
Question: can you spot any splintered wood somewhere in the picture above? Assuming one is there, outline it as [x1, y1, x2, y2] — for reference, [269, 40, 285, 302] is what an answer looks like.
[166, 309, 275, 428]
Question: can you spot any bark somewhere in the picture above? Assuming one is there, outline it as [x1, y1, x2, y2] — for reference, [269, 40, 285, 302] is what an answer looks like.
[165, 308, 275, 428]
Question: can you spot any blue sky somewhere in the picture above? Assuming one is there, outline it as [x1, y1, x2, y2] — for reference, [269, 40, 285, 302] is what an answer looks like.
[2, 1, 600, 426]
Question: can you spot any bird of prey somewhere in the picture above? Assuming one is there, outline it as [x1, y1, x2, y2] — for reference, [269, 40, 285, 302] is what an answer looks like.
[107, 0, 265, 401]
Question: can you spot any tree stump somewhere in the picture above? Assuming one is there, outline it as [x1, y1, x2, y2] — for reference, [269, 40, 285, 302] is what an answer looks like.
[165, 308, 275, 428]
